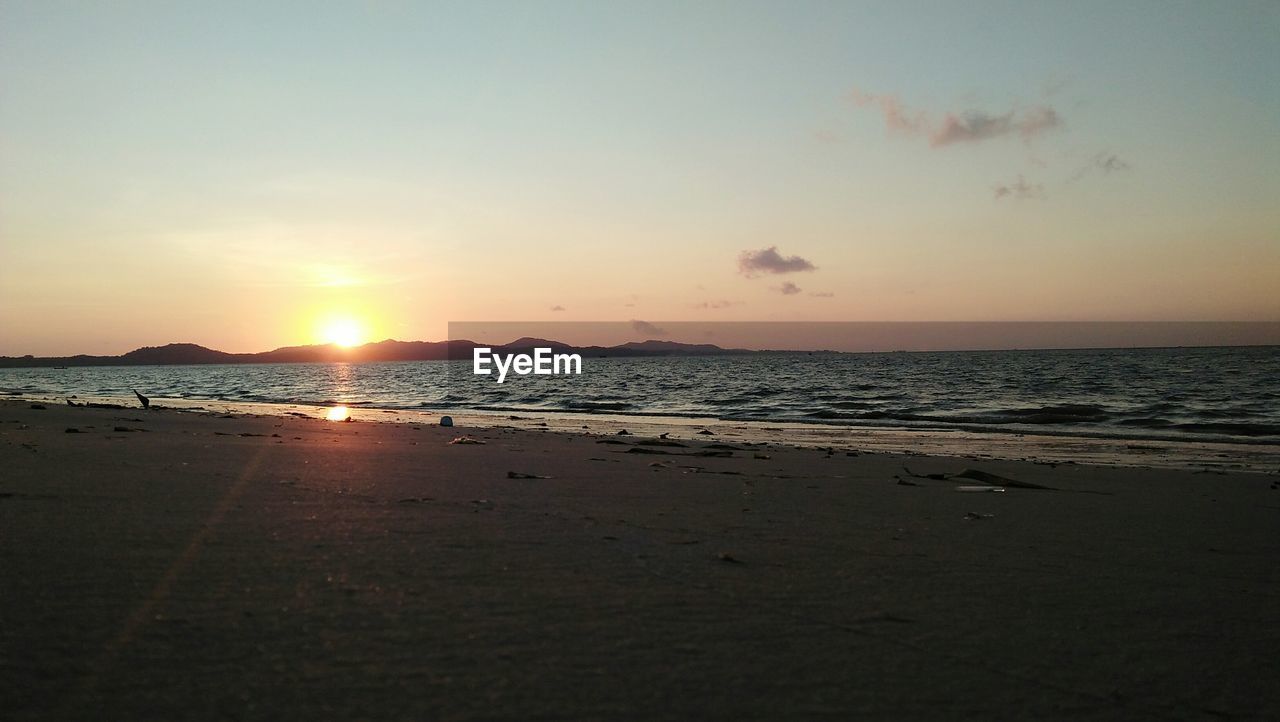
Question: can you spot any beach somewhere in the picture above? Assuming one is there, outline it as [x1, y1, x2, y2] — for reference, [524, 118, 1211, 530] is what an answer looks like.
[2, 398, 1278, 719]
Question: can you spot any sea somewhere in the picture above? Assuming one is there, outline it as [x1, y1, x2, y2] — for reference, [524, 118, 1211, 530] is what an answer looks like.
[2, 345, 1277, 445]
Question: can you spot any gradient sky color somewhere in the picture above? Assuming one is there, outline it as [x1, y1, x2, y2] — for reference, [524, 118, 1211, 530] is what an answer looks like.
[2, 1, 1277, 354]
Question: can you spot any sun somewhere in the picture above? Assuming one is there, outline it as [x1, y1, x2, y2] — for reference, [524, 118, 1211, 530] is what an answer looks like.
[321, 318, 365, 348]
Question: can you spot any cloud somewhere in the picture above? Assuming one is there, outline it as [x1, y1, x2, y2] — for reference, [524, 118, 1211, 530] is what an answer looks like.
[1095, 153, 1129, 173]
[775, 282, 803, 295]
[630, 319, 666, 336]
[931, 110, 1014, 146]
[550, 305, 565, 312]
[850, 88, 926, 134]
[809, 291, 835, 298]
[992, 175, 1046, 201]
[1084, 151, 1130, 177]
[1067, 152, 1131, 183]
[851, 88, 1062, 147]
[738, 246, 817, 277]
[694, 300, 741, 309]
[931, 106, 1060, 147]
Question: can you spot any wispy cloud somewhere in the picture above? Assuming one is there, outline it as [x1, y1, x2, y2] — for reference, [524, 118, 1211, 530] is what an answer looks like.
[1095, 153, 1129, 173]
[694, 300, 741, 309]
[809, 291, 835, 298]
[851, 88, 1062, 147]
[550, 305, 565, 312]
[992, 175, 1046, 201]
[1090, 152, 1131, 175]
[932, 106, 1061, 147]
[630, 319, 666, 336]
[738, 246, 817, 277]
[850, 88, 926, 135]
[1070, 151, 1131, 182]
[775, 281, 803, 295]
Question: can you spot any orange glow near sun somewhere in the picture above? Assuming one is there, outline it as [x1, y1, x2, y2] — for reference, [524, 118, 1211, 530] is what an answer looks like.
[321, 317, 365, 347]
[326, 405, 351, 421]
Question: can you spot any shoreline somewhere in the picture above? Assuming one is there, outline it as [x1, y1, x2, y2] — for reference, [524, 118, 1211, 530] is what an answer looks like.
[7, 395, 1280, 473]
[2, 399, 1278, 718]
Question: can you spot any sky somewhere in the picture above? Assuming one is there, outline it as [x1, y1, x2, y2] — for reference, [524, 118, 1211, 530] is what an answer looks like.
[1, 1, 1277, 355]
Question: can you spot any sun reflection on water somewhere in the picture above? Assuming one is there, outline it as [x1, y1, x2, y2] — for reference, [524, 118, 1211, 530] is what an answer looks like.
[325, 406, 350, 422]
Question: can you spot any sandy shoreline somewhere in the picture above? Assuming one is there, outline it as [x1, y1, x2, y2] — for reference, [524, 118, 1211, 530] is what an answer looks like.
[2, 399, 1278, 719]
[12, 391, 1280, 472]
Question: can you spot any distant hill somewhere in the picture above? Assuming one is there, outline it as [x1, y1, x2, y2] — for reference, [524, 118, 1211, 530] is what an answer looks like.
[0, 338, 748, 368]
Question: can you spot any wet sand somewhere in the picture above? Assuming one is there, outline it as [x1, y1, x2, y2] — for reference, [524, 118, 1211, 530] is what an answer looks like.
[2, 399, 1278, 719]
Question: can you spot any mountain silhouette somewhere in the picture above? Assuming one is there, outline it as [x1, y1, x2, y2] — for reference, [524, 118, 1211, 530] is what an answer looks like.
[0, 338, 747, 368]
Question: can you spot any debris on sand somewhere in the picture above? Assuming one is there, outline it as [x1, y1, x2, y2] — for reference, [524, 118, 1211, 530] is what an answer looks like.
[64, 428, 82, 433]
[963, 512, 995, 520]
[953, 468, 1054, 490]
[507, 471, 552, 479]
[903, 466, 1057, 490]
[903, 467, 949, 481]
[29, 404, 46, 410]
[440, 415, 454, 427]
[717, 552, 742, 564]
[449, 436, 485, 445]
[616, 429, 632, 436]
[697, 430, 714, 435]
[637, 439, 687, 448]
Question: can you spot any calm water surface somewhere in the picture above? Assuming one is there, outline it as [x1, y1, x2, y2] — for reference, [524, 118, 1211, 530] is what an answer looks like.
[2, 346, 1277, 444]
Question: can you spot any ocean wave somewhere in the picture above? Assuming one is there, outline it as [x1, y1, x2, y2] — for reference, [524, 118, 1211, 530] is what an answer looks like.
[562, 401, 634, 412]
[1170, 422, 1280, 438]
[4, 346, 1279, 444]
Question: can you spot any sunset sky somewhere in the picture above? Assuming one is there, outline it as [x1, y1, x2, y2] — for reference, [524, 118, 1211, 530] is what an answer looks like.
[2, 1, 1277, 355]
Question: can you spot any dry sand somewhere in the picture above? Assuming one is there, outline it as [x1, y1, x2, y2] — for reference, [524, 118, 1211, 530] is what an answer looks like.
[1, 399, 1278, 719]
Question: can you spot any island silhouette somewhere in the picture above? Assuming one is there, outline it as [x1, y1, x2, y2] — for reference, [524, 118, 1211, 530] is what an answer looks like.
[0, 339, 750, 368]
